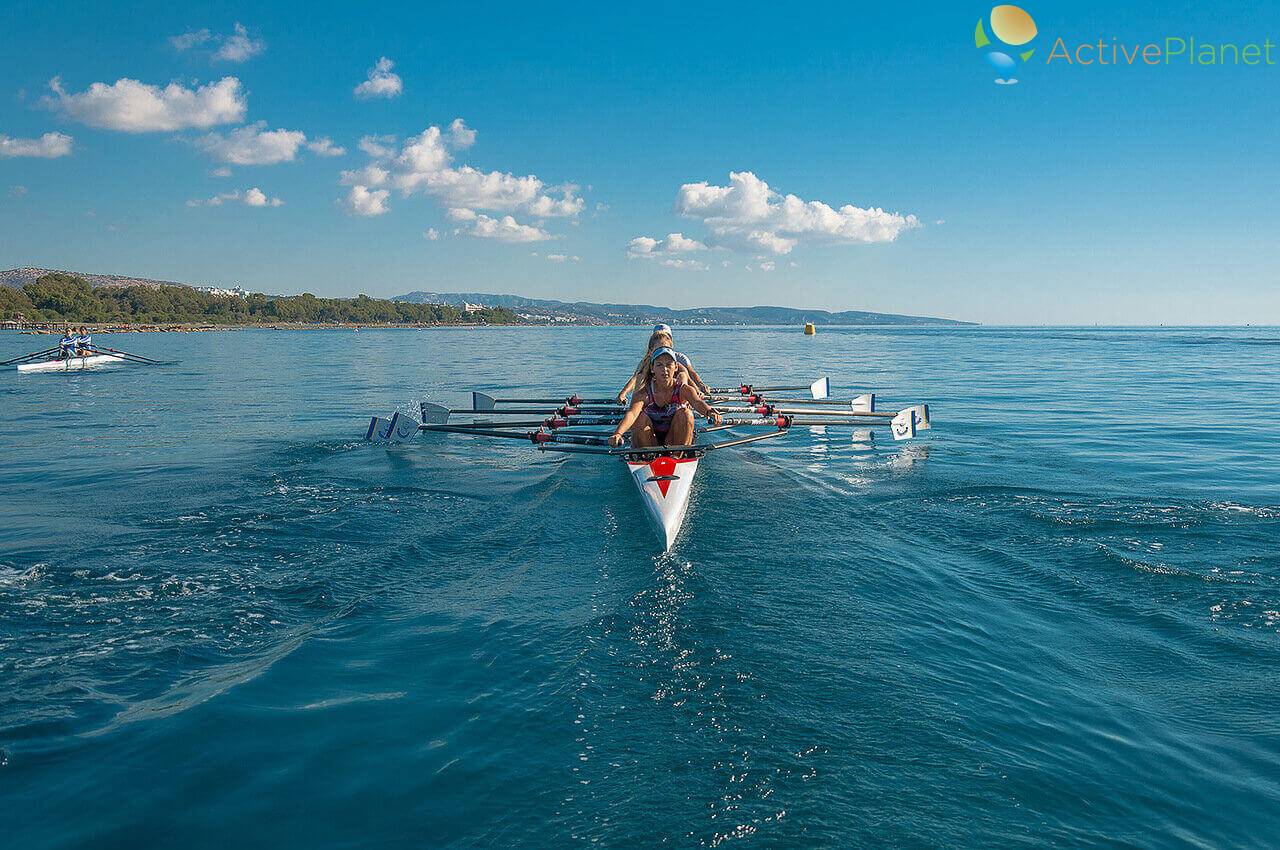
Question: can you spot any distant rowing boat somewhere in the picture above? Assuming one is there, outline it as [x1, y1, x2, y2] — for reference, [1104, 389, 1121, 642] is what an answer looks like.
[15, 354, 121, 373]
[3, 345, 169, 373]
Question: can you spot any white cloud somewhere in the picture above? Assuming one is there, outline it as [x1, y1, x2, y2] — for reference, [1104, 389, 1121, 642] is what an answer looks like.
[354, 57, 403, 99]
[339, 119, 584, 230]
[339, 164, 389, 187]
[11, 185, 29, 196]
[345, 185, 390, 216]
[211, 166, 232, 177]
[358, 134, 397, 158]
[424, 227, 440, 241]
[454, 213, 552, 242]
[243, 186, 282, 206]
[627, 233, 708, 269]
[45, 76, 245, 132]
[545, 253, 580, 262]
[187, 186, 282, 207]
[306, 137, 345, 157]
[0, 131, 73, 158]
[672, 171, 918, 255]
[197, 121, 306, 164]
[170, 29, 212, 51]
[627, 232, 706, 257]
[446, 118, 476, 149]
[170, 24, 263, 62]
[758, 260, 776, 271]
[659, 258, 709, 270]
[214, 23, 265, 62]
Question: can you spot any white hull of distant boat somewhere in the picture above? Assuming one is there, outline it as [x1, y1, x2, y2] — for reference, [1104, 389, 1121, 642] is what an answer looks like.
[16, 354, 121, 373]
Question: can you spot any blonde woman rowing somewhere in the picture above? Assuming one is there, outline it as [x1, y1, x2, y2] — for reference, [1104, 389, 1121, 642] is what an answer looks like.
[614, 324, 708, 404]
[609, 347, 722, 448]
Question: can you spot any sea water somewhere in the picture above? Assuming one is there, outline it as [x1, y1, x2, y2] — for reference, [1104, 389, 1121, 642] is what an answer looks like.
[1, 326, 1277, 848]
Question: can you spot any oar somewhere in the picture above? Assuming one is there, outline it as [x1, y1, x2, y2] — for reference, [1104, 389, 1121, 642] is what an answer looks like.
[535, 427, 792, 457]
[418, 402, 621, 425]
[711, 402, 929, 428]
[89, 346, 163, 365]
[472, 391, 622, 411]
[0, 346, 60, 366]
[707, 377, 830, 399]
[708, 392, 877, 411]
[420, 423, 612, 448]
[430, 416, 623, 430]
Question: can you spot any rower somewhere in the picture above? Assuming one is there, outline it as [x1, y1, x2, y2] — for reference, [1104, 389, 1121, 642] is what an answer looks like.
[609, 347, 722, 448]
[74, 326, 93, 356]
[57, 326, 77, 360]
[614, 324, 709, 404]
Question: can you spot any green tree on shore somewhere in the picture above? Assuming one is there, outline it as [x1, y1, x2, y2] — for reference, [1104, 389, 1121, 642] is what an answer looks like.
[0, 274, 521, 326]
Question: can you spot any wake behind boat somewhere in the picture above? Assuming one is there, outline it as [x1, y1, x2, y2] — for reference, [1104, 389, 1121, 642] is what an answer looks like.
[365, 377, 931, 551]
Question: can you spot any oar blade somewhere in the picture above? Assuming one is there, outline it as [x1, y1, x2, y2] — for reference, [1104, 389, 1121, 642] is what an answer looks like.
[810, 377, 830, 399]
[385, 411, 420, 443]
[419, 402, 451, 424]
[891, 408, 917, 441]
[850, 393, 875, 413]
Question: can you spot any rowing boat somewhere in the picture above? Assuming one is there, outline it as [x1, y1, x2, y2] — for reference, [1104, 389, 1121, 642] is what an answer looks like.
[15, 354, 121, 373]
[366, 377, 930, 551]
[4, 345, 166, 373]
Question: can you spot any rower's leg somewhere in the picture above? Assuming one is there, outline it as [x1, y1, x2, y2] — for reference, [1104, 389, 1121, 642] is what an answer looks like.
[631, 412, 659, 448]
[666, 408, 696, 446]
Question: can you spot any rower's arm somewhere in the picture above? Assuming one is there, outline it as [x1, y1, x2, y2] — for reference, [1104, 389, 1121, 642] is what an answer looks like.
[684, 363, 710, 394]
[681, 385, 722, 423]
[609, 397, 646, 444]
[616, 372, 639, 403]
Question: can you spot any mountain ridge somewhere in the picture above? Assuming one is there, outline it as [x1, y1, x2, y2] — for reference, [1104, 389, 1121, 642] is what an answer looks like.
[393, 291, 975, 326]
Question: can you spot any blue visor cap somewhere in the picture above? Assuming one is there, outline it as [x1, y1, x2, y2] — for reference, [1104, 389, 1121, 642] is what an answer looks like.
[649, 346, 679, 365]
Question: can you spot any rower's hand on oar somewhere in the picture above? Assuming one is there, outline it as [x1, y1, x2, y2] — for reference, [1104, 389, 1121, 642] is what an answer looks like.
[614, 391, 627, 405]
[608, 432, 625, 447]
[708, 410, 723, 426]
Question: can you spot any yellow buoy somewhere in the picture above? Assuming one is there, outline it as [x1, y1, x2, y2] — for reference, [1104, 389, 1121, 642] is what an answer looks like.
[803, 322, 816, 335]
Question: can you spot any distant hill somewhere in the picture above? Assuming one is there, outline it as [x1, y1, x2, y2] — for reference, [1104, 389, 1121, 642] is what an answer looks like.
[394, 291, 975, 326]
[0, 267, 196, 289]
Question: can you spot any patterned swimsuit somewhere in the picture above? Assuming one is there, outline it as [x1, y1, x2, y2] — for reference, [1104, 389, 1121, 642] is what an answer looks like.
[643, 374, 686, 439]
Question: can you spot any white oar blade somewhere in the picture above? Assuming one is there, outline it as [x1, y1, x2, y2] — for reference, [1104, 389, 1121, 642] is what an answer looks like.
[809, 377, 830, 400]
[850, 393, 876, 413]
[891, 408, 917, 441]
[365, 416, 393, 441]
[472, 391, 497, 411]
[420, 402, 451, 424]
[910, 404, 930, 430]
[385, 411, 421, 443]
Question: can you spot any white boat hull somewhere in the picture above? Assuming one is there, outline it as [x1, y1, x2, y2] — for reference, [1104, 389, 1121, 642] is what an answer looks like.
[626, 455, 699, 551]
[16, 354, 120, 373]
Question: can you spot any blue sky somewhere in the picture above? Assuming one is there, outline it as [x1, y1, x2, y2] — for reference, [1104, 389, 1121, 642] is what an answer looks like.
[1, 0, 1277, 324]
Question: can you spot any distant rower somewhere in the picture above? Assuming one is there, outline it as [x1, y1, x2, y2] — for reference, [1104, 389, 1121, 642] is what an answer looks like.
[57, 326, 77, 360]
[74, 326, 93, 356]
